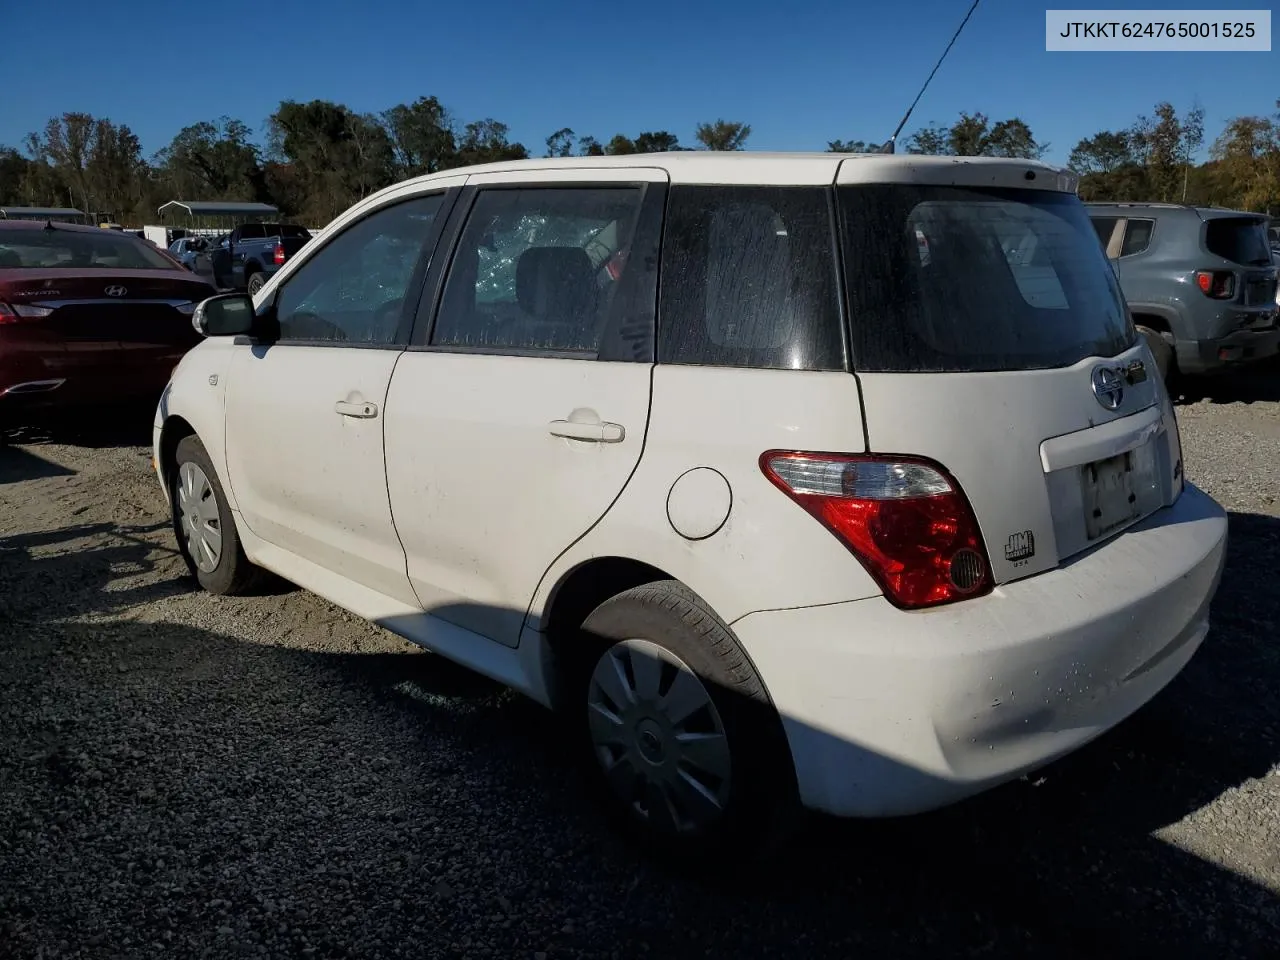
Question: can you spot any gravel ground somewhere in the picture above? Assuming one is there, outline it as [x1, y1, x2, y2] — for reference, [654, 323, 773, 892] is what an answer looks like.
[2, 371, 1279, 960]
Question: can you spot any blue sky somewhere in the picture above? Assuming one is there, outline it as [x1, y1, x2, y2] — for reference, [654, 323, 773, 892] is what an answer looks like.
[1, 0, 1275, 166]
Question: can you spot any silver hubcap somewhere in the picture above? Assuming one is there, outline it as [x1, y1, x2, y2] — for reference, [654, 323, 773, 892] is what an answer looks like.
[587, 639, 732, 835]
[176, 461, 223, 573]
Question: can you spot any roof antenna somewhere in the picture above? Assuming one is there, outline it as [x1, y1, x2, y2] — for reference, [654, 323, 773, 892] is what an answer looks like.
[880, 0, 983, 154]
[43, 218, 56, 231]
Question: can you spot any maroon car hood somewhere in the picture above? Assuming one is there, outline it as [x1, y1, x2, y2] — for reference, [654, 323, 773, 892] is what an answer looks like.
[1, 268, 215, 302]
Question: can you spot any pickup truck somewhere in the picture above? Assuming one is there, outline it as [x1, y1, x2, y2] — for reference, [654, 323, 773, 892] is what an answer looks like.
[206, 223, 312, 294]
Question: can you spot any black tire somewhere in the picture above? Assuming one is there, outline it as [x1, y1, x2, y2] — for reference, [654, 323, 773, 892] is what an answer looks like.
[170, 434, 264, 595]
[575, 580, 799, 868]
[1137, 324, 1175, 384]
[246, 271, 265, 296]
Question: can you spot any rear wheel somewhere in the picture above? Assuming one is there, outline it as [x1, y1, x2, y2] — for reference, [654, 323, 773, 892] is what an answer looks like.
[1136, 323, 1175, 383]
[576, 580, 798, 867]
[245, 271, 265, 296]
[171, 435, 263, 595]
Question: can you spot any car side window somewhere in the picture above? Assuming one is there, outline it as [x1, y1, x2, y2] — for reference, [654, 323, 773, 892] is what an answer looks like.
[274, 194, 445, 345]
[658, 185, 844, 371]
[1120, 218, 1155, 257]
[1089, 216, 1118, 247]
[431, 186, 646, 356]
[237, 224, 264, 241]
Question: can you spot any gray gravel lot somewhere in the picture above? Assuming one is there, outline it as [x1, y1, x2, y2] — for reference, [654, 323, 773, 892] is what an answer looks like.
[2, 372, 1279, 960]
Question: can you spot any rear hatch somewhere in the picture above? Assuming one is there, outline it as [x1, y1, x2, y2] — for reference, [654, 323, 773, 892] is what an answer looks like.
[836, 159, 1184, 585]
[1201, 214, 1278, 316]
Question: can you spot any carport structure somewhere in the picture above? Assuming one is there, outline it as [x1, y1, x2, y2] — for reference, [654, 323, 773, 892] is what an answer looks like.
[0, 206, 87, 223]
[157, 200, 280, 232]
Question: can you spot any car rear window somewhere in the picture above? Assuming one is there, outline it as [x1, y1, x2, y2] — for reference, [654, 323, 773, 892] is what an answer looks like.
[838, 185, 1134, 373]
[1204, 217, 1272, 266]
[0, 228, 177, 270]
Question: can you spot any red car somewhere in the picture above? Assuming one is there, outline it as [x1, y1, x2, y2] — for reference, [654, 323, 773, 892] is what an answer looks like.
[0, 220, 216, 429]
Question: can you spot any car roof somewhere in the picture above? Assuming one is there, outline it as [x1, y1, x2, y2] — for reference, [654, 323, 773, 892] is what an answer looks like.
[372, 151, 1074, 191]
[1084, 201, 1267, 221]
[0, 219, 128, 235]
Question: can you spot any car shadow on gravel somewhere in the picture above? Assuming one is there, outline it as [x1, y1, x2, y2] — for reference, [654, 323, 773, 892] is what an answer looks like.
[1, 513, 1278, 959]
[0, 402, 158, 450]
[0, 445, 76, 485]
[1174, 357, 1280, 405]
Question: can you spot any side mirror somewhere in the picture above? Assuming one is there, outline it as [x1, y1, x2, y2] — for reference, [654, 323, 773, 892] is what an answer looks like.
[193, 293, 256, 337]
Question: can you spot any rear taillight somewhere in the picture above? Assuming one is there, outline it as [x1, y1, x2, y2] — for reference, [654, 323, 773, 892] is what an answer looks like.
[273, 243, 286, 265]
[0, 301, 54, 324]
[1194, 270, 1235, 299]
[761, 451, 993, 610]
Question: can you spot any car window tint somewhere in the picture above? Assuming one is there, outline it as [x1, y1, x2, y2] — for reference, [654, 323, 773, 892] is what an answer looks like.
[839, 185, 1133, 373]
[1204, 217, 1273, 266]
[274, 194, 445, 345]
[0, 229, 177, 270]
[658, 186, 844, 371]
[1089, 216, 1119, 247]
[1120, 218, 1154, 257]
[432, 186, 645, 355]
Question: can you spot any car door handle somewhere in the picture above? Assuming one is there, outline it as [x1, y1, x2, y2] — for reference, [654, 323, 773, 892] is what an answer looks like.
[548, 419, 625, 443]
[335, 400, 378, 419]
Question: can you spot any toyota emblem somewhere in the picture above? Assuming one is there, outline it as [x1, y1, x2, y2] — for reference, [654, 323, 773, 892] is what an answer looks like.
[104, 285, 128, 298]
[1091, 365, 1125, 410]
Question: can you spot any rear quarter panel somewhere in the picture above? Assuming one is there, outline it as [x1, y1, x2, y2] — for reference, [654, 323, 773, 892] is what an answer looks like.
[526, 367, 884, 630]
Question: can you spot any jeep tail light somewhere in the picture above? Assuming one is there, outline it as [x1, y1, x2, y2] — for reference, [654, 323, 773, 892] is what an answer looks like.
[1194, 270, 1235, 299]
[273, 243, 286, 266]
[0, 301, 54, 324]
[761, 452, 993, 610]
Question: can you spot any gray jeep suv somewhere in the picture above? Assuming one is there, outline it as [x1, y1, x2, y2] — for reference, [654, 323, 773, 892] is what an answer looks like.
[1087, 203, 1279, 380]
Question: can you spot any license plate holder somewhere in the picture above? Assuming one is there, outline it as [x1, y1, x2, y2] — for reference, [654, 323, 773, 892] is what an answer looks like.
[1082, 451, 1139, 541]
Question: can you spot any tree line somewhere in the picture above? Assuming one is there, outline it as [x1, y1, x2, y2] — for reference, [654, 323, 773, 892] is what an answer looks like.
[1, 94, 1276, 226]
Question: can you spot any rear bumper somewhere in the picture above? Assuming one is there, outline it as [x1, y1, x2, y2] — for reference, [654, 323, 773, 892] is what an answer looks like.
[733, 483, 1228, 818]
[1177, 322, 1280, 374]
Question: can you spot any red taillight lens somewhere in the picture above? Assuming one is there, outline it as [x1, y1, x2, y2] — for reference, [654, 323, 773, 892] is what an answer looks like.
[273, 243, 286, 265]
[0, 301, 54, 324]
[761, 452, 993, 610]
[1194, 270, 1235, 299]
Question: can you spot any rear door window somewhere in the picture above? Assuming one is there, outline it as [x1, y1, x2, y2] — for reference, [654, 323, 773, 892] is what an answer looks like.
[1120, 218, 1155, 256]
[1204, 217, 1273, 266]
[1089, 216, 1119, 247]
[658, 186, 844, 371]
[838, 185, 1134, 373]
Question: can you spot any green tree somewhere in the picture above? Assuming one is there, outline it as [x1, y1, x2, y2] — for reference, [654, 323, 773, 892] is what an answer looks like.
[454, 119, 528, 167]
[1068, 131, 1134, 175]
[382, 96, 456, 176]
[577, 135, 605, 157]
[904, 123, 948, 155]
[154, 117, 263, 201]
[25, 113, 146, 220]
[545, 127, 576, 158]
[633, 131, 681, 153]
[826, 139, 877, 153]
[694, 119, 751, 151]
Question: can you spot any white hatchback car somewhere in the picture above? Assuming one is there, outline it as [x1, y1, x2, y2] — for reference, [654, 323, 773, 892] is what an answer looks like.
[155, 152, 1228, 861]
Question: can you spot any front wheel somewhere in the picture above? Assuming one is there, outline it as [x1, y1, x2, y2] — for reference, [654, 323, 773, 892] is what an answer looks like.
[577, 581, 798, 867]
[171, 434, 264, 595]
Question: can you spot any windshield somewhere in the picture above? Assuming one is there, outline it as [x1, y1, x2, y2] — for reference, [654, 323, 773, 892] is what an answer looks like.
[1204, 217, 1272, 266]
[838, 185, 1134, 373]
[0, 228, 177, 270]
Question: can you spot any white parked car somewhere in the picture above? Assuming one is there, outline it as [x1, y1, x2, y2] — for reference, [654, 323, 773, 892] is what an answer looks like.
[154, 152, 1228, 863]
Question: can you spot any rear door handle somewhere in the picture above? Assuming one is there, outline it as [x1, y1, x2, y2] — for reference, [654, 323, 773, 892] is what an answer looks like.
[335, 400, 378, 419]
[548, 419, 625, 443]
